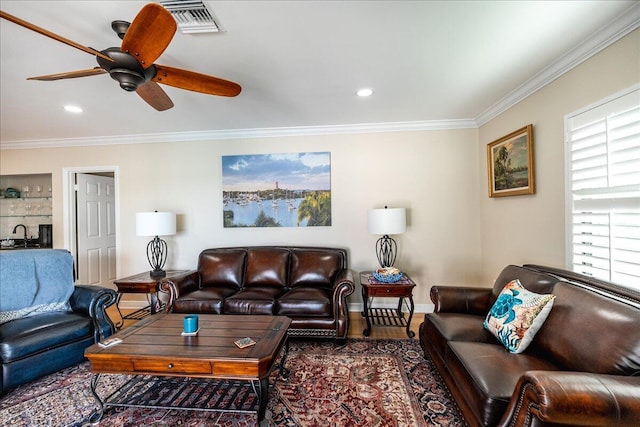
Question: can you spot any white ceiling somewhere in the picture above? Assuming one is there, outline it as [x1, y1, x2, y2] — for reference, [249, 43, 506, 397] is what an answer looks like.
[1, 0, 638, 147]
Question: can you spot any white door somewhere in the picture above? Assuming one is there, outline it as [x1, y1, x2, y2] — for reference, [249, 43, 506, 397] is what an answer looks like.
[76, 173, 116, 285]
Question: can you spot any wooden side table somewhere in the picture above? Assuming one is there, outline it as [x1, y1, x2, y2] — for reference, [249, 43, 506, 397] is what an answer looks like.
[113, 270, 190, 328]
[360, 271, 416, 338]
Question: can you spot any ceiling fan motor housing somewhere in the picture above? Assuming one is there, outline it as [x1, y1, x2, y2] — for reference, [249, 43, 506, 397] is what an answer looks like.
[97, 47, 155, 91]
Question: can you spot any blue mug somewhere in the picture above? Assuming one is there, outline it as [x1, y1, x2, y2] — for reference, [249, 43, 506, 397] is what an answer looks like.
[183, 315, 198, 333]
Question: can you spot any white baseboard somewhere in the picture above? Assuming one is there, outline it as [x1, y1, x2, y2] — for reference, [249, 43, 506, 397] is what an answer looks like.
[118, 300, 435, 314]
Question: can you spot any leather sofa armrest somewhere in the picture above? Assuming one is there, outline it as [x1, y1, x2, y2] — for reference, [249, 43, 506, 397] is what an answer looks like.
[332, 269, 356, 338]
[498, 371, 640, 427]
[333, 269, 355, 290]
[159, 270, 199, 311]
[332, 268, 356, 306]
[430, 285, 492, 315]
[69, 285, 118, 341]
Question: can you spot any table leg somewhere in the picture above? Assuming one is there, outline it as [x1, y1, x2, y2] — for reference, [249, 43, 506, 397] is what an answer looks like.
[88, 373, 104, 425]
[362, 287, 372, 336]
[277, 338, 291, 380]
[396, 297, 404, 317]
[114, 294, 124, 330]
[149, 292, 159, 315]
[406, 295, 415, 338]
[256, 377, 269, 423]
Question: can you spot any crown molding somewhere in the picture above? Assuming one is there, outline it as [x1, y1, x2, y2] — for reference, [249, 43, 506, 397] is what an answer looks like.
[0, 119, 478, 150]
[2, 4, 637, 150]
[476, 3, 640, 126]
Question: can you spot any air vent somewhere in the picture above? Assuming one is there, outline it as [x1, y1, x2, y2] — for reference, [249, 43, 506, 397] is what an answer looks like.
[158, 0, 222, 34]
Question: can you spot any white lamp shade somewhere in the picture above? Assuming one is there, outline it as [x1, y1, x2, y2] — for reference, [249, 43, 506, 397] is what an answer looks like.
[368, 207, 406, 235]
[136, 212, 176, 237]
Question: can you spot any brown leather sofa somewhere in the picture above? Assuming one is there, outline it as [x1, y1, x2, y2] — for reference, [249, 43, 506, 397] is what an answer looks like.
[419, 264, 640, 427]
[161, 246, 355, 341]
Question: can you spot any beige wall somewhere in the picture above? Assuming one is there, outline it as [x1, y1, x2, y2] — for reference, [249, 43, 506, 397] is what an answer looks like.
[1, 29, 637, 308]
[0, 129, 482, 309]
[478, 29, 639, 284]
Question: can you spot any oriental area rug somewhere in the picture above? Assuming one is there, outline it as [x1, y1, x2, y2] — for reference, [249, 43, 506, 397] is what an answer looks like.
[0, 339, 464, 427]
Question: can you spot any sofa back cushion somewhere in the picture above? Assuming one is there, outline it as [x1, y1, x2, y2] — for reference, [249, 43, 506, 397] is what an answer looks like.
[491, 265, 557, 305]
[289, 249, 344, 288]
[244, 248, 289, 289]
[531, 281, 640, 375]
[198, 249, 246, 290]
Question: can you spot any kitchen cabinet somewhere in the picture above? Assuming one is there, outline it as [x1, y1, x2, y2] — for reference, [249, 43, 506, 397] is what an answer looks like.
[0, 174, 53, 241]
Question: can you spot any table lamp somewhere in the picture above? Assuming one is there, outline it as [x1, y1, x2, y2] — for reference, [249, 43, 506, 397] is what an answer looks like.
[136, 211, 176, 278]
[368, 206, 406, 268]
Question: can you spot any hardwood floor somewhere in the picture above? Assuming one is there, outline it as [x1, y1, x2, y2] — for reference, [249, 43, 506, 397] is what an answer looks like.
[107, 306, 424, 340]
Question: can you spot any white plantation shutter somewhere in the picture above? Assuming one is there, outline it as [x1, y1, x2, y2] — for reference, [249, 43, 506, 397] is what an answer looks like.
[565, 86, 640, 290]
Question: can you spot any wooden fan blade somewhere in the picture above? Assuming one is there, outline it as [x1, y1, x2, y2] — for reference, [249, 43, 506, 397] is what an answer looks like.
[27, 67, 106, 81]
[136, 81, 174, 111]
[121, 4, 176, 69]
[153, 65, 241, 97]
[0, 10, 113, 62]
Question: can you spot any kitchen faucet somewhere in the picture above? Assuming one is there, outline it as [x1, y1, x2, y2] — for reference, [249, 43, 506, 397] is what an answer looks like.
[12, 224, 27, 247]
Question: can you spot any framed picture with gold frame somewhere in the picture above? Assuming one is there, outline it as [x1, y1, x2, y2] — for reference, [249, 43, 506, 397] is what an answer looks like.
[487, 124, 535, 198]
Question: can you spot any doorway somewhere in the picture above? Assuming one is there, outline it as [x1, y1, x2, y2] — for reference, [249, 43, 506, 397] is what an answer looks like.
[63, 167, 119, 287]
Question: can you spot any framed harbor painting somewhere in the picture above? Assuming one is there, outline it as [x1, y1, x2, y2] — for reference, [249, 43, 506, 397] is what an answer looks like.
[487, 125, 535, 198]
[222, 152, 331, 227]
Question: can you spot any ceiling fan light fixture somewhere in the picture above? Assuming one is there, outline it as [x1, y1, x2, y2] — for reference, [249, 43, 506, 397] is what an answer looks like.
[357, 88, 374, 97]
[109, 68, 146, 91]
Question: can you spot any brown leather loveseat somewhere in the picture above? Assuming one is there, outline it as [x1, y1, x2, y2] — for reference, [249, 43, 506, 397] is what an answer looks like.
[162, 246, 355, 341]
[419, 264, 640, 427]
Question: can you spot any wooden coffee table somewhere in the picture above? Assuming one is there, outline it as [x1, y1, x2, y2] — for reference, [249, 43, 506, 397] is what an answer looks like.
[85, 313, 291, 425]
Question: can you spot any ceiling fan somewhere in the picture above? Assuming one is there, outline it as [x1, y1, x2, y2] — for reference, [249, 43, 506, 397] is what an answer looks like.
[0, 3, 241, 111]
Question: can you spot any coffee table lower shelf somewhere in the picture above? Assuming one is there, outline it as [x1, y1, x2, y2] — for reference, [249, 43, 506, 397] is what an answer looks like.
[89, 374, 264, 423]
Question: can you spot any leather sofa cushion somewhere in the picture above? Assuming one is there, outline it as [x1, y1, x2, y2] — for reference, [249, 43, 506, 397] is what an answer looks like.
[289, 250, 341, 288]
[0, 312, 93, 362]
[289, 317, 337, 331]
[422, 313, 496, 361]
[446, 341, 560, 427]
[276, 287, 332, 317]
[198, 249, 246, 289]
[172, 286, 238, 314]
[224, 287, 284, 314]
[532, 281, 640, 375]
[244, 248, 288, 288]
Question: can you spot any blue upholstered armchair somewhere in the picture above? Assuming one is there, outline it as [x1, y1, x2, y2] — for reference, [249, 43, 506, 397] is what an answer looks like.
[0, 249, 117, 394]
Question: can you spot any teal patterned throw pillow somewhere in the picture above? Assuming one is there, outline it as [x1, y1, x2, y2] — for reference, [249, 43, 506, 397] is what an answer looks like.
[484, 279, 555, 353]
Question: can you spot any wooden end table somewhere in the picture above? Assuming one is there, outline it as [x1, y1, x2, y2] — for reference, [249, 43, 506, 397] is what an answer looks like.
[85, 313, 291, 425]
[113, 270, 190, 328]
[360, 271, 416, 338]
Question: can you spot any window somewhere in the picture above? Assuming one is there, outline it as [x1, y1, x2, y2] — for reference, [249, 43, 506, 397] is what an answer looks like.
[565, 85, 640, 290]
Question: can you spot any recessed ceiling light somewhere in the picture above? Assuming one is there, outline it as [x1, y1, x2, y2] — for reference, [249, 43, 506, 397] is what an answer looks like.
[64, 105, 83, 114]
[356, 88, 374, 97]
